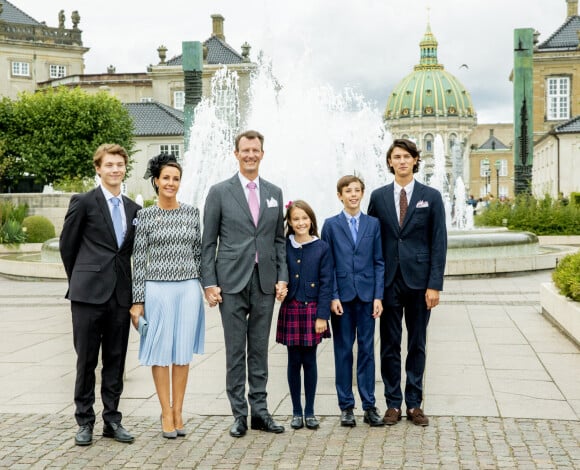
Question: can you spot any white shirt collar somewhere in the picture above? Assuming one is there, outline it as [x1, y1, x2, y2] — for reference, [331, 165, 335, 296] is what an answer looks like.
[238, 172, 259, 190]
[289, 234, 318, 248]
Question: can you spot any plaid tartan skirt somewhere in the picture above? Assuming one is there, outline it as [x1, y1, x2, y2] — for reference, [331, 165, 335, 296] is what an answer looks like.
[276, 299, 331, 347]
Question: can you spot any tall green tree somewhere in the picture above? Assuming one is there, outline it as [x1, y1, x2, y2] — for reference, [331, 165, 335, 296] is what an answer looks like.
[0, 87, 135, 187]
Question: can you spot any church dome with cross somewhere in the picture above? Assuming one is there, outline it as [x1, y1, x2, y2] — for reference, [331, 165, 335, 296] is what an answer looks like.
[384, 23, 476, 121]
[383, 21, 477, 184]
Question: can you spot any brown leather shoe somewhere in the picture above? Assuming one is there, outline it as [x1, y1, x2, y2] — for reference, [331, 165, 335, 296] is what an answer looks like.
[406, 408, 429, 426]
[383, 408, 402, 425]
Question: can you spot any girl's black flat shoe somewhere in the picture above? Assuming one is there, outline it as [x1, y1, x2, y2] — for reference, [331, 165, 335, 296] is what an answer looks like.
[305, 416, 319, 429]
[290, 415, 304, 429]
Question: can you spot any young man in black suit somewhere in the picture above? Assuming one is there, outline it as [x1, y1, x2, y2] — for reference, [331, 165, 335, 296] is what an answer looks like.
[60, 144, 141, 446]
[368, 138, 447, 427]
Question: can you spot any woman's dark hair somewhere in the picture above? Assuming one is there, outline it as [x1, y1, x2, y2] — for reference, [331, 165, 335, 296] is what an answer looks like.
[144, 153, 182, 194]
[386, 138, 421, 174]
[285, 200, 319, 238]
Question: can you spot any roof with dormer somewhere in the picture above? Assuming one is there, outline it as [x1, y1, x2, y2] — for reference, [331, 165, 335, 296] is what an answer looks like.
[165, 35, 244, 66]
[384, 23, 476, 121]
[124, 102, 184, 137]
[478, 135, 510, 150]
[537, 15, 580, 50]
[552, 115, 580, 133]
[0, 0, 42, 25]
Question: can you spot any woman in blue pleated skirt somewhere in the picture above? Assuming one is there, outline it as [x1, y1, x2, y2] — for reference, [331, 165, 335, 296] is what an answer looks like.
[130, 154, 205, 439]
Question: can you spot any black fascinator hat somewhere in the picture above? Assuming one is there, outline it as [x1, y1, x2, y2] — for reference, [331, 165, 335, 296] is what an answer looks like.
[143, 153, 182, 194]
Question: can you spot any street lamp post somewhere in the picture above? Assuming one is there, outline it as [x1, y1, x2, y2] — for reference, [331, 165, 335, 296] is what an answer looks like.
[495, 160, 502, 199]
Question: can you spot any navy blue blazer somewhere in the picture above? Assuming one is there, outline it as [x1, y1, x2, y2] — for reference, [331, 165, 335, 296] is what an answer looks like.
[284, 238, 333, 320]
[321, 212, 385, 303]
[368, 180, 447, 291]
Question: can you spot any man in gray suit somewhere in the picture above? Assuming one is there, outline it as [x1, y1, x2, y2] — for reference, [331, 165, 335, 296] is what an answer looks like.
[202, 130, 289, 437]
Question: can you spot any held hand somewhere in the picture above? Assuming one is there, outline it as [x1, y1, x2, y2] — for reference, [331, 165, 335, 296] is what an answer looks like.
[425, 288, 440, 310]
[372, 299, 383, 318]
[275, 281, 288, 302]
[204, 286, 222, 308]
[331, 299, 343, 316]
[129, 304, 144, 330]
[315, 318, 328, 334]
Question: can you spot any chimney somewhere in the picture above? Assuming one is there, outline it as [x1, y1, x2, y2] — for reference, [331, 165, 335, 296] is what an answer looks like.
[567, 0, 578, 17]
[211, 14, 225, 41]
[489, 128, 494, 137]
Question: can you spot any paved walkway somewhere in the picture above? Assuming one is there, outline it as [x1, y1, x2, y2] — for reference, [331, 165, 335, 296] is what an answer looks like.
[0, 271, 579, 468]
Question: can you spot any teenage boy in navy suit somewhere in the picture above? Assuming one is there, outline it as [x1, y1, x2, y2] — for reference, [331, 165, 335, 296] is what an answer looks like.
[368, 138, 447, 427]
[321, 175, 385, 427]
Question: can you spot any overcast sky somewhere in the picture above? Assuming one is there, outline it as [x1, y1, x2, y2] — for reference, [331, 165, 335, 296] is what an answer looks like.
[22, 0, 566, 123]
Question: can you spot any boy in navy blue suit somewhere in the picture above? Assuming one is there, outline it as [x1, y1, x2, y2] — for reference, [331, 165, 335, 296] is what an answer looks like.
[321, 175, 385, 427]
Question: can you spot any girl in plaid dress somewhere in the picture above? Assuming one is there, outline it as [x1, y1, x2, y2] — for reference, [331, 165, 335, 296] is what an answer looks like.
[275, 200, 333, 430]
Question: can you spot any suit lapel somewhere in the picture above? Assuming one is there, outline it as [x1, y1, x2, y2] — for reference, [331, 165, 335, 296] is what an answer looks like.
[258, 177, 268, 224]
[227, 175, 254, 224]
[95, 187, 118, 247]
[383, 184, 399, 231]
[357, 213, 369, 244]
[338, 212, 356, 247]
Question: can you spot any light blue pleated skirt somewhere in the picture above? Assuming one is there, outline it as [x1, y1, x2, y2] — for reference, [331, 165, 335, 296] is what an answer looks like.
[139, 278, 205, 366]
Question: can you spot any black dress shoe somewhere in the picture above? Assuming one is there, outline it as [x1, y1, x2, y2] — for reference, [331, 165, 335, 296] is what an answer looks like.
[363, 407, 385, 427]
[251, 414, 285, 433]
[102, 422, 134, 443]
[229, 416, 247, 438]
[75, 424, 93, 446]
[305, 416, 320, 429]
[340, 408, 356, 427]
[290, 415, 304, 429]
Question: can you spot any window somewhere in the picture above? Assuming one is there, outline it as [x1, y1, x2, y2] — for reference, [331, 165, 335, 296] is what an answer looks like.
[448, 133, 457, 150]
[424, 134, 433, 153]
[546, 77, 570, 120]
[497, 159, 508, 177]
[12, 61, 30, 77]
[140, 97, 153, 103]
[160, 144, 180, 159]
[174, 91, 185, 111]
[49, 64, 66, 78]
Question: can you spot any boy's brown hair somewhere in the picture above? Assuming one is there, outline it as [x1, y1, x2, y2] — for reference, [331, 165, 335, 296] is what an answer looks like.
[336, 175, 365, 194]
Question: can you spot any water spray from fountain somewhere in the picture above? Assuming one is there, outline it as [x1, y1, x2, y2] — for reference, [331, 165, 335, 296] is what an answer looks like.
[179, 54, 392, 223]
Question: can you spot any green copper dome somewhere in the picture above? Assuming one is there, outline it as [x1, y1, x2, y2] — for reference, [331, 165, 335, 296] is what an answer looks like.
[384, 24, 475, 120]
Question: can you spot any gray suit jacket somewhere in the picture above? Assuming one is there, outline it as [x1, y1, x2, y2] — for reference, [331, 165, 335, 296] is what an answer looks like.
[201, 174, 288, 294]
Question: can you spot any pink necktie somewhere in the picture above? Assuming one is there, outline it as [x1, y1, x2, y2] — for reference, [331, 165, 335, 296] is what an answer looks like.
[247, 181, 259, 226]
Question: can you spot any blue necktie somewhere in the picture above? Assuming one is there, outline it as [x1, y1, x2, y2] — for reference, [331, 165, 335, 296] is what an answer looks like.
[111, 197, 124, 247]
[349, 217, 358, 244]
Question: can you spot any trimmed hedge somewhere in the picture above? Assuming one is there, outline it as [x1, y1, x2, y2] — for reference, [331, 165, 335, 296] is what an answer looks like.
[475, 194, 580, 235]
[22, 215, 56, 243]
[552, 252, 580, 302]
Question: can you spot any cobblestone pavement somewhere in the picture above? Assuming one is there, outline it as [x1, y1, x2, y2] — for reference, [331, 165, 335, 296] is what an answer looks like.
[1, 271, 579, 468]
[0, 414, 579, 469]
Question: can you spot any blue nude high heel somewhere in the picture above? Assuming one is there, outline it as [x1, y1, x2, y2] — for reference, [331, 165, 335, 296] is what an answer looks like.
[161, 415, 177, 439]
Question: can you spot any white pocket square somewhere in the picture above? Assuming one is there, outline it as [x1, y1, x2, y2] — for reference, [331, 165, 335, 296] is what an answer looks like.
[266, 197, 278, 208]
[416, 200, 429, 208]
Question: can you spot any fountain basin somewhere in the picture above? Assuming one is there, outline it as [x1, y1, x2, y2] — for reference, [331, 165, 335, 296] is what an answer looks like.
[447, 228, 539, 260]
[0, 243, 65, 280]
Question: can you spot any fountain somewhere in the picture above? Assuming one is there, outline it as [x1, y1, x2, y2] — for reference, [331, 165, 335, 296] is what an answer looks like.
[178, 56, 574, 277]
[0, 56, 573, 279]
[179, 57, 391, 224]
